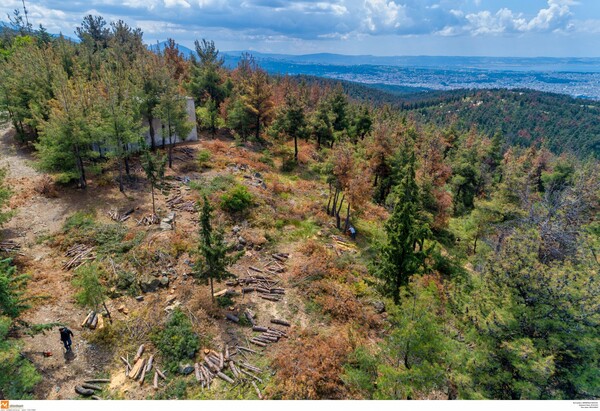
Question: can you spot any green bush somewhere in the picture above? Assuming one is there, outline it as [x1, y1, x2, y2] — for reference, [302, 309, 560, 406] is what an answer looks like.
[220, 185, 253, 213]
[190, 174, 234, 197]
[63, 210, 96, 233]
[0, 317, 42, 399]
[151, 309, 199, 372]
[197, 149, 212, 169]
[280, 155, 297, 172]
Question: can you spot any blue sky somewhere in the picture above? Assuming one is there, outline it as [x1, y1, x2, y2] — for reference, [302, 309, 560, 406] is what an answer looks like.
[2, 0, 599, 56]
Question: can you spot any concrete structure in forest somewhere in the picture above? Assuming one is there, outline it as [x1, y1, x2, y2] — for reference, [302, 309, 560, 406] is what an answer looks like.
[143, 97, 197, 147]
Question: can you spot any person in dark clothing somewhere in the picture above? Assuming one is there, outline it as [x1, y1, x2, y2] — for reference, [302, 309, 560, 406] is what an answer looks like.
[59, 327, 74, 352]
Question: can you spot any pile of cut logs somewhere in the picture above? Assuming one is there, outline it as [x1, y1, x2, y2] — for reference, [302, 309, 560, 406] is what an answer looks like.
[238, 275, 285, 302]
[173, 146, 195, 161]
[108, 208, 134, 222]
[122, 344, 166, 389]
[249, 320, 289, 348]
[63, 244, 95, 270]
[193, 346, 263, 397]
[74, 379, 110, 399]
[0, 240, 21, 254]
[136, 214, 160, 226]
[331, 235, 356, 255]
[81, 311, 105, 330]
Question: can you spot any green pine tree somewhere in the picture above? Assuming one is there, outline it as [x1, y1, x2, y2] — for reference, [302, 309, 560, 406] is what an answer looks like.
[374, 153, 432, 303]
[194, 196, 240, 303]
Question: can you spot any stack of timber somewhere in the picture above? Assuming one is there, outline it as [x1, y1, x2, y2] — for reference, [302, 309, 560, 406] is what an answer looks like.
[249, 324, 288, 347]
[63, 244, 95, 270]
[81, 311, 105, 330]
[108, 208, 134, 222]
[136, 214, 160, 226]
[331, 235, 356, 255]
[192, 346, 263, 396]
[122, 345, 166, 389]
[0, 240, 22, 254]
[239, 275, 285, 302]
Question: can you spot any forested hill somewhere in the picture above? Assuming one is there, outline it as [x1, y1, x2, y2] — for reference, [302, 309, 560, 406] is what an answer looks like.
[294, 76, 600, 158]
[404, 89, 600, 159]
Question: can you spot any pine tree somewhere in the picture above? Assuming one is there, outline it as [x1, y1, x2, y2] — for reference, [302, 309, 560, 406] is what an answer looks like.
[194, 197, 239, 303]
[141, 147, 167, 216]
[154, 76, 193, 168]
[374, 153, 431, 303]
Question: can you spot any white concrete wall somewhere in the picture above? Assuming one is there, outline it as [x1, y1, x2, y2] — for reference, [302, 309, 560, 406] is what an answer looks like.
[144, 97, 197, 147]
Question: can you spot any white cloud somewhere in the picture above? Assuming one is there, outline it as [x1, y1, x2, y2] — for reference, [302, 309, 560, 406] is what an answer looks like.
[363, 0, 410, 32]
[164, 0, 191, 8]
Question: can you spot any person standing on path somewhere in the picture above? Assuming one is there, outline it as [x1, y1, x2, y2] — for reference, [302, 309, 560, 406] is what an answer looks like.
[59, 326, 74, 352]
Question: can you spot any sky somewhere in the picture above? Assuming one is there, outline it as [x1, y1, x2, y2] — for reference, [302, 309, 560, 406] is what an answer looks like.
[1, 0, 599, 57]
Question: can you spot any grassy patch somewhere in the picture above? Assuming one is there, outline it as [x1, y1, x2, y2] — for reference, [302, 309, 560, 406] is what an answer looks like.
[220, 184, 253, 213]
[190, 174, 235, 198]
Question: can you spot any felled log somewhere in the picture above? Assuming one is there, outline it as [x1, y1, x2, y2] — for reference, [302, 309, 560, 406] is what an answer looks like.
[81, 383, 102, 391]
[225, 314, 239, 323]
[204, 357, 220, 373]
[156, 369, 167, 380]
[240, 362, 262, 373]
[90, 313, 99, 329]
[153, 372, 159, 389]
[217, 371, 234, 384]
[75, 386, 95, 396]
[194, 363, 202, 382]
[146, 355, 154, 372]
[85, 379, 110, 384]
[237, 346, 258, 354]
[96, 314, 104, 330]
[271, 253, 288, 262]
[259, 294, 280, 302]
[252, 381, 263, 400]
[229, 362, 240, 378]
[120, 356, 131, 369]
[129, 358, 146, 380]
[81, 311, 94, 327]
[242, 287, 256, 294]
[213, 289, 229, 298]
[225, 345, 230, 361]
[85, 311, 96, 327]
[91, 395, 102, 400]
[138, 363, 147, 385]
[240, 368, 263, 383]
[249, 339, 266, 347]
[256, 287, 270, 294]
[219, 352, 224, 369]
[253, 326, 268, 332]
[270, 318, 291, 327]
[249, 266, 263, 273]
[134, 344, 145, 362]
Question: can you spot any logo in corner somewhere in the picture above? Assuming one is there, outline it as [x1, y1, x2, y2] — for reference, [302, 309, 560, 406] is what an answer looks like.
[0, 400, 8, 409]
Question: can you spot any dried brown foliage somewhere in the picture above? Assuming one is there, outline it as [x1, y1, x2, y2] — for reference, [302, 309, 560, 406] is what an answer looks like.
[268, 328, 352, 399]
[34, 175, 59, 198]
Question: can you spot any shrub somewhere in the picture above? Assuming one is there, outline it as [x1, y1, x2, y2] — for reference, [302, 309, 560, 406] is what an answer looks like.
[220, 185, 253, 213]
[197, 149, 212, 168]
[280, 155, 297, 172]
[151, 309, 199, 372]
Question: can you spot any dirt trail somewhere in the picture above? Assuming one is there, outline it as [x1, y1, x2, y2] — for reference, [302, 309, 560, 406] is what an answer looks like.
[1, 126, 112, 399]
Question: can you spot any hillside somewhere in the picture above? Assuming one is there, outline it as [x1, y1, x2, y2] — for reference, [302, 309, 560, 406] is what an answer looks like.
[1, 19, 598, 401]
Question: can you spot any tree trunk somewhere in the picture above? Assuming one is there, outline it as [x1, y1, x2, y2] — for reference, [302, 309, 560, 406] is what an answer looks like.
[74, 146, 87, 189]
[294, 135, 298, 162]
[336, 194, 345, 229]
[210, 277, 214, 303]
[344, 203, 350, 232]
[124, 155, 130, 177]
[148, 114, 156, 150]
[151, 185, 156, 215]
[326, 183, 332, 214]
[103, 301, 112, 324]
[161, 124, 166, 149]
[255, 114, 261, 141]
[331, 188, 339, 217]
[118, 157, 124, 193]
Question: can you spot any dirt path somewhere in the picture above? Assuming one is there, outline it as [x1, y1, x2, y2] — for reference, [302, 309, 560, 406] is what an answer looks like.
[1, 126, 112, 399]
